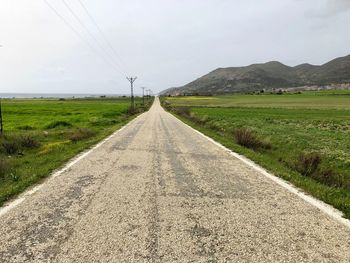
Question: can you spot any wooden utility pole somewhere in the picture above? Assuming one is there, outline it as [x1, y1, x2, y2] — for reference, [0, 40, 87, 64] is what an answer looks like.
[126, 77, 137, 111]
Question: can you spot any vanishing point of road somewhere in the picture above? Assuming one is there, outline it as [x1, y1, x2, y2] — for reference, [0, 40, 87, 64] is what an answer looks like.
[0, 98, 350, 262]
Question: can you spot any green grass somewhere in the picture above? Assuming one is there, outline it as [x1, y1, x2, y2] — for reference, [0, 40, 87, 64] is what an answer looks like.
[0, 97, 153, 206]
[164, 90, 350, 109]
[161, 91, 350, 218]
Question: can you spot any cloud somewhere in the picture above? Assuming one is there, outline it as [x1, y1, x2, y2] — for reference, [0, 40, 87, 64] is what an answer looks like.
[1, 0, 350, 94]
[326, 0, 350, 15]
[305, 0, 350, 22]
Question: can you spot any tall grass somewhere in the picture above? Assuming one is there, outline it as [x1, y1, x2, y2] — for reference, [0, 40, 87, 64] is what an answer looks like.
[292, 152, 347, 189]
[67, 128, 96, 142]
[233, 128, 272, 150]
[0, 134, 40, 155]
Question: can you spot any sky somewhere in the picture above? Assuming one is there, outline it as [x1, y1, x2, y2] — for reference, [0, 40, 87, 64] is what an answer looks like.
[1, 0, 350, 95]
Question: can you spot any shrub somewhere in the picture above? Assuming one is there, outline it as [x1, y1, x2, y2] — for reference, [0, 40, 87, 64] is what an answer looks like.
[173, 106, 191, 117]
[199, 115, 209, 124]
[293, 153, 346, 189]
[196, 116, 209, 125]
[19, 135, 40, 149]
[187, 113, 209, 125]
[233, 128, 272, 150]
[313, 169, 340, 187]
[67, 128, 96, 142]
[295, 152, 321, 176]
[45, 121, 72, 129]
[0, 134, 40, 154]
[1, 139, 20, 155]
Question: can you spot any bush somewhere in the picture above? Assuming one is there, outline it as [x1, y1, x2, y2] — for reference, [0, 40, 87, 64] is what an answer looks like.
[67, 128, 96, 142]
[0, 134, 40, 154]
[174, 106, 191, 117]
[295, 152, 321, 176]
[1, 139, 20, 155]
[188, 113, 209, 125]
[196, 115, 209, 125]
[45, 121, 72, 129]
[293, 152, 346, 189]
[199, 115, 209, 124]
[233, 128, 272, 150]
[19, 135, 40, 149]
[312, 169, 340, 187]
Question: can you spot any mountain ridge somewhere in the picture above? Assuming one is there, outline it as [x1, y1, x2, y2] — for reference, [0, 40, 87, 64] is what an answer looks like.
[161, 54, 350, 95]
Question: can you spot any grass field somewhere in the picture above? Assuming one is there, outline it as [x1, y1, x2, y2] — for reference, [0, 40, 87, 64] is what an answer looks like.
[161, 90, 350, 218]
[0, 97, 153, 206]
[165, 90, 350, 109]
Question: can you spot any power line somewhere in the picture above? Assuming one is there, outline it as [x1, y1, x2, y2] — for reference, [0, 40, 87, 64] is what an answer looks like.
[43, 0, 124, 77]
[44, 0, 90, 46]
[61, 0, 126, 76]
[77, 0, 130, 74]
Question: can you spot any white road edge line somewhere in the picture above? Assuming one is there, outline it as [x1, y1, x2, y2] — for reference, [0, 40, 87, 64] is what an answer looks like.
[0, 113, 145, 218]
[170, 112, 350, 230]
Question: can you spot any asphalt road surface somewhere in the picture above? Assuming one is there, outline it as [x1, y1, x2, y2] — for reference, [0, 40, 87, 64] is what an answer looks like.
[1, 98, 350, 262]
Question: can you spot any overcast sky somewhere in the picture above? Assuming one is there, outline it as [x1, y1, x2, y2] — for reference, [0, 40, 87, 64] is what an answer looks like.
[1, 0, 350, 95]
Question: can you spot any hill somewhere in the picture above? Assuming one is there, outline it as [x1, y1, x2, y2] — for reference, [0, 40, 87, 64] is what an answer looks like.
[161, 55, 350, 95]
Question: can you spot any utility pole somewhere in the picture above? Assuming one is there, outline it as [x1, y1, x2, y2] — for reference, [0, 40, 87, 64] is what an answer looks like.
[140, 87, 145, 106]
[126, 77, 137, 111]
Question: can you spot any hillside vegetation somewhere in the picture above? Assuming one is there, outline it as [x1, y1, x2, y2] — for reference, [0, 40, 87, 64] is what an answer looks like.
[162, 54, 350, 95]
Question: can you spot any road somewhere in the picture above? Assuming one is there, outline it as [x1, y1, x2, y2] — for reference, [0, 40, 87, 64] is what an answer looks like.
[0, 98, 350, 262]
